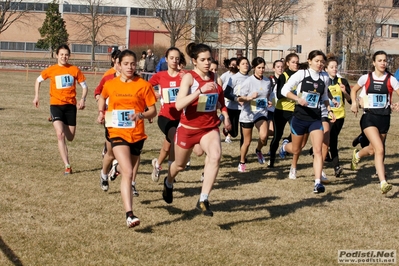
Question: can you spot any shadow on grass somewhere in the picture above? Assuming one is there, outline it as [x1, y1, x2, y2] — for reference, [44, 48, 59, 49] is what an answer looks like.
[0, 236, 23, 266]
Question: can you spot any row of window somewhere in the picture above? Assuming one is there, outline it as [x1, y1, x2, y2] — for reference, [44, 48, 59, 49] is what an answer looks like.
[0, 42, 109, 54]
[0, 2, 156, 17]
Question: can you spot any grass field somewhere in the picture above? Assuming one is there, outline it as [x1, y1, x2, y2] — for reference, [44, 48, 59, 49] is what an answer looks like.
[1, 70, 399, 266]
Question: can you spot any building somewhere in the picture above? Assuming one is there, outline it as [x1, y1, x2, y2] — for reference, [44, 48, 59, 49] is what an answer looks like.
[0, 0, 398, 70]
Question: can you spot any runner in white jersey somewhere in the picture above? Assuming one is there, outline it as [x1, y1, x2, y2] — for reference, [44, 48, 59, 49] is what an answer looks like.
[237, 57, 272, 172]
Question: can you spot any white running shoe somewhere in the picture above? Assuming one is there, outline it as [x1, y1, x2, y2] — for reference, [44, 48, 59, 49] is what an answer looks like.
[225, 136, 232, 143]
[289, 167, 297, 180]
[321, 170, 330, 184]
[238, 163, 246, 173]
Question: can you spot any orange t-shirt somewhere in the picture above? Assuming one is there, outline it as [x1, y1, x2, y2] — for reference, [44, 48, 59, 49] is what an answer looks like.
[40, 64, 86, 105]
[102, 76, 157, 143]
[103, 67, 116, 78]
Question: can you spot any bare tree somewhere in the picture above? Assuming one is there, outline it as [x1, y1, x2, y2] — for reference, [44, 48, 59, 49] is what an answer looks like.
[223, 0, 303, 59]
[0, 0, 29, 35]
[138, 0, 197, 47]
[326, 0, 394, 70]
[67, 0, 125, 65]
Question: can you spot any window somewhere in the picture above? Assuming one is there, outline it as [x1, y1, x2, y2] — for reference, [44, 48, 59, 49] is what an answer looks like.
[376, 25, 382, 37]
[392, 25, 399, 38]
[394, 0, 399, 7]
[229, 22, 237, 32]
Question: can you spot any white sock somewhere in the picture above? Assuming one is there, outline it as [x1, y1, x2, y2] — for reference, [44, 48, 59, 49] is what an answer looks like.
[380, 180, 387, 187]
[200, 193, 209, 202]
[315, 179, 321, 185]
[132, 181, 136, 186]
[355, 152, 360, 160]
[155, 160, 160, 168]
[101, 171, 108, 180]
[165, 179, 173, 188]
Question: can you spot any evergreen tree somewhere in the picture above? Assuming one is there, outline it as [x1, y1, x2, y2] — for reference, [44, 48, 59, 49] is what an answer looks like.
[36, 1, 69, 58]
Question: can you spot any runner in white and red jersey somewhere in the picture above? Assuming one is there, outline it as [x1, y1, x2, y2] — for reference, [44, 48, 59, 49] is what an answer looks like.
[148, 47, 186, 182]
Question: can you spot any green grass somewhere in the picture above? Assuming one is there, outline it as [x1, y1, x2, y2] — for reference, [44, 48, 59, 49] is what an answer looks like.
[0, 70, 398, 266]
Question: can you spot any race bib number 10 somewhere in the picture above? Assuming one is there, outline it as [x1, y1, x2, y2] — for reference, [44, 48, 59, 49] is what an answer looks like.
[363, 93, 387, 109]
[197, 93, 218, 112]
[107, 110, 135, 128]
[162, 88, 179, 103]
[55, 74, 74, 89]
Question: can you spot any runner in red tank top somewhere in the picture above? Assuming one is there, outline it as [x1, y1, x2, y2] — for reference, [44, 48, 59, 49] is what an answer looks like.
[162, 42, 231, 217]
[148, 47, 186, 182]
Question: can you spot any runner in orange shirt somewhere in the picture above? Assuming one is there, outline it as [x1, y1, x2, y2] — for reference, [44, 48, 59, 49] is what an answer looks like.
[97, 49, 157, 228]
[33, 44, 88, 175]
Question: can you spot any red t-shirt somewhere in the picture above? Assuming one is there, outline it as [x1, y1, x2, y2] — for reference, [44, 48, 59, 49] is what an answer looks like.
[180, 71, 227, 128]
[149, 70, 185, 120]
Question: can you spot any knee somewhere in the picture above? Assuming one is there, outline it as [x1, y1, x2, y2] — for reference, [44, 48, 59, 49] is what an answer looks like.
[56, 131, 65, 141]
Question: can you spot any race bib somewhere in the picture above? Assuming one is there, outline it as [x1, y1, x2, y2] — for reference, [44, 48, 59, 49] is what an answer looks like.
[363, 93, 388, 109]
[162, 87, 179, 103]
[329, 96, 341, 107]
[300, 91, 320, 108]
[55, 74, 74, 89]
[251, 98, 267, 111]
[197, 93, 218, 112]
[105, 110, 135, 128]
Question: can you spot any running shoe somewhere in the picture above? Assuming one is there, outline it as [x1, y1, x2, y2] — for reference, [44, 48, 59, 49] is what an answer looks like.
[288, 166, 296, 180]
[200, 172, 204, 182]
[132, 184, 139, 197]
[186, 159, 191, 169]
[279, 139, 289, 159]
[238, 163, 246, 173]
[351, 149, 360, 170]
[64, 165, 72, 175]
[334, 166, 343, 177]
[321, 171, 330, 184]
[100, 177, 109, 192]
[162, 177, 173, 204]
[255, 150, 265, 164]
[196, 200, 213, 217]
[313, 183, 325, 193]
[225, 136, 232, 143]
[126, 215, 140, 228]
[108, 159, 119, 181]
[381, 182, 392, 194]
[151, 158, 161, 182]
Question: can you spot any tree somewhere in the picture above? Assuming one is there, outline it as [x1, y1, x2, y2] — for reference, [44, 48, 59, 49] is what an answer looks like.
[36, 1, 69, 58]
[223, 0, 303, 59]
[326, 0, 394, 70]
[139, 0, 197, 47]
[68, 0, 125, 65]
[0, 0, 29, 35]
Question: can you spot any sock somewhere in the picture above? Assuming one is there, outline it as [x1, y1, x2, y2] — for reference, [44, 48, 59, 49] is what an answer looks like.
[101, 171, 108, 180]
[355, 152, 360, 160]
[165, 179, 173, 188]
[200, 193, 209, 202]
[256, 149, 261, 153]
[126, 211, 133, 219]
[380, 180, 387, 187]
[315, 179, 321, 185]
[65, 164, 70, 168]
[239, 161, 245, 164]
[155, 160, 160, 168]
[132, 181, 136, 186]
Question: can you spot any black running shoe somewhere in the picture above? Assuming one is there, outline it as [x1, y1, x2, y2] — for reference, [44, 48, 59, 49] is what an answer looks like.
[196, 200, 213, 216]
[334, 166, 343, 177]
[352, 135, 361, 147]
[162, 177, 173, 204]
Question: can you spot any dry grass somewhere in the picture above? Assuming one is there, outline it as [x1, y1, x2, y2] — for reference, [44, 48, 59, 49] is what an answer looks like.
[1, 70, 399, 266]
